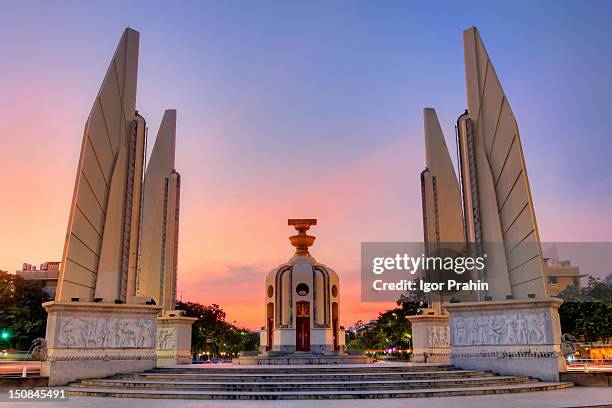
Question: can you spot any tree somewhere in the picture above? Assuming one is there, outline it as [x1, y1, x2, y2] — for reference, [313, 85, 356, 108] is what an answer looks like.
[557, 275, 612, 343]
[353, 304, 422, 351]
[346, 337, 366, 352]
[346, 284, 429, 352]
[176, 301, 259, 356]
[0, 271, 262, 355]
[0, 271, 48, 350]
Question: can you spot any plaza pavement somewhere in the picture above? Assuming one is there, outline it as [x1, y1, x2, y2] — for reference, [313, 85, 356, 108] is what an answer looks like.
[0, 386, 611, 408]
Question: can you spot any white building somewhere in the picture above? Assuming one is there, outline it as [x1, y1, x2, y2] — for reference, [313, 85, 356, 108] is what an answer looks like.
[16, 261, 60, 299]
[260, 219, 344, 354]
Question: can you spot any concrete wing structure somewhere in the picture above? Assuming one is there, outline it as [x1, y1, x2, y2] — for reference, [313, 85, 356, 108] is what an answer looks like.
[458, 27, 547, 299]
[421, 108, 464, 246]
[410, 108, 464, 363]
[43, 28, 163, 386]
[138, 109, 180, 310]
[421, 108, 466, 304]
[55, 28, 146, 303]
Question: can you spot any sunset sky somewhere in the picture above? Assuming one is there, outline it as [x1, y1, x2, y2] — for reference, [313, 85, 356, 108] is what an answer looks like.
[1, 1, 611, 330]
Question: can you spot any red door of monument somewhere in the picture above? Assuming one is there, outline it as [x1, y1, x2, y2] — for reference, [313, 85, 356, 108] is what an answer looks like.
[296, 301, 310, 352]
[296, 317, 310, 351]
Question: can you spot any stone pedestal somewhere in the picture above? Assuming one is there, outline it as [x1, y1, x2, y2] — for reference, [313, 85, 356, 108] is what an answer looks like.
[156, 311, 196, 366]
[407, 314, 450, 363]
[259, 325, 347, 355]
[444, 298, 566, 382]
[235, 352, 371, 365]
[42, 301, 162, 386]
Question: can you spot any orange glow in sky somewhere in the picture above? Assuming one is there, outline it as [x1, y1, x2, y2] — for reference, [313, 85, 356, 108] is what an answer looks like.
[2, 4, 612, 330]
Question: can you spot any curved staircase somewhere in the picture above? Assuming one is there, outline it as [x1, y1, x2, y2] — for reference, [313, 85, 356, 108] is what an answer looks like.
[67, 363, 573, 400]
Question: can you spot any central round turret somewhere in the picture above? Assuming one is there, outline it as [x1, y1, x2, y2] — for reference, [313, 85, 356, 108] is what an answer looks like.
[260, 219, 343, 355]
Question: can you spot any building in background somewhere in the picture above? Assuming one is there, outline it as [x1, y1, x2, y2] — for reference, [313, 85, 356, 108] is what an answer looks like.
[16, 261, 60, 299]
[349, 319, 378, 338]
[605, 273, 612, 287]
[544, 259, 583, 296]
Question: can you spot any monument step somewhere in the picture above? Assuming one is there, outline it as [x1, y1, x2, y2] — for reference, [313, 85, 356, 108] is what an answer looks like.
[72, 376, 536, 391]
[149, 364, 457, 374]
[67, 381, 573, 399]
[116, 369, 496, 382]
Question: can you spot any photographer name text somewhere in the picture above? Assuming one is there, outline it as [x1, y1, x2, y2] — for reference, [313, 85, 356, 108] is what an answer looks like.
[372, 278, 488, 292]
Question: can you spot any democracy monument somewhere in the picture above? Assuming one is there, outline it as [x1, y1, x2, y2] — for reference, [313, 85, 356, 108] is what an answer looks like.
[36, 26, 573, 397]
[237, 219, 370, 364]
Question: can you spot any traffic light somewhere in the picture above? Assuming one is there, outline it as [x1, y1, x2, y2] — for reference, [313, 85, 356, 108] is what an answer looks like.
[0, 330, 10, 341]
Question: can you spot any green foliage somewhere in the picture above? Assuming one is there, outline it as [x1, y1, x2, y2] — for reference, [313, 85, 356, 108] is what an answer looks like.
[0, 271, 48, 350]
[557, 275, 612, 342]
[345, 289, 427, 351]
[176, 301, 259, 356]
[0, 271, 260, 356]
[346, 337, 366, 351]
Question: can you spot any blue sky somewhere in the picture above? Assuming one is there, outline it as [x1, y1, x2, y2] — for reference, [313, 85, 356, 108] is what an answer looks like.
[1, 1, 611, 326]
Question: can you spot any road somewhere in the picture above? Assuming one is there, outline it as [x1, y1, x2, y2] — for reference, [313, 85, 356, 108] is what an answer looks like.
[0, 361, 41, 376]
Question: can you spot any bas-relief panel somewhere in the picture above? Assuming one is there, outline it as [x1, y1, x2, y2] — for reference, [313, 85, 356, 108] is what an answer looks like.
[56, 317, 155, 349]
[156, 327, 177, 350]
[451, 312, 549, 346]
[427, 326, 450, 347]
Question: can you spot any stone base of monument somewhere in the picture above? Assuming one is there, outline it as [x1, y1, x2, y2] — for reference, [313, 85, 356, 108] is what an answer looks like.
[42, 301, 162, 386]
[444, 298, 566, 382]
[407, 314, 451, 363]
[156, 310, 197, 366]
[235, 351, 372, 365]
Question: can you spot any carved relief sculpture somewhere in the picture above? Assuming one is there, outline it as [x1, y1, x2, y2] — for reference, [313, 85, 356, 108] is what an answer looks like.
[428, 326, 450, 347]
[451, 313, 549, 346]
[157, 327, 177, 350]
[56, 317, 155, 349]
